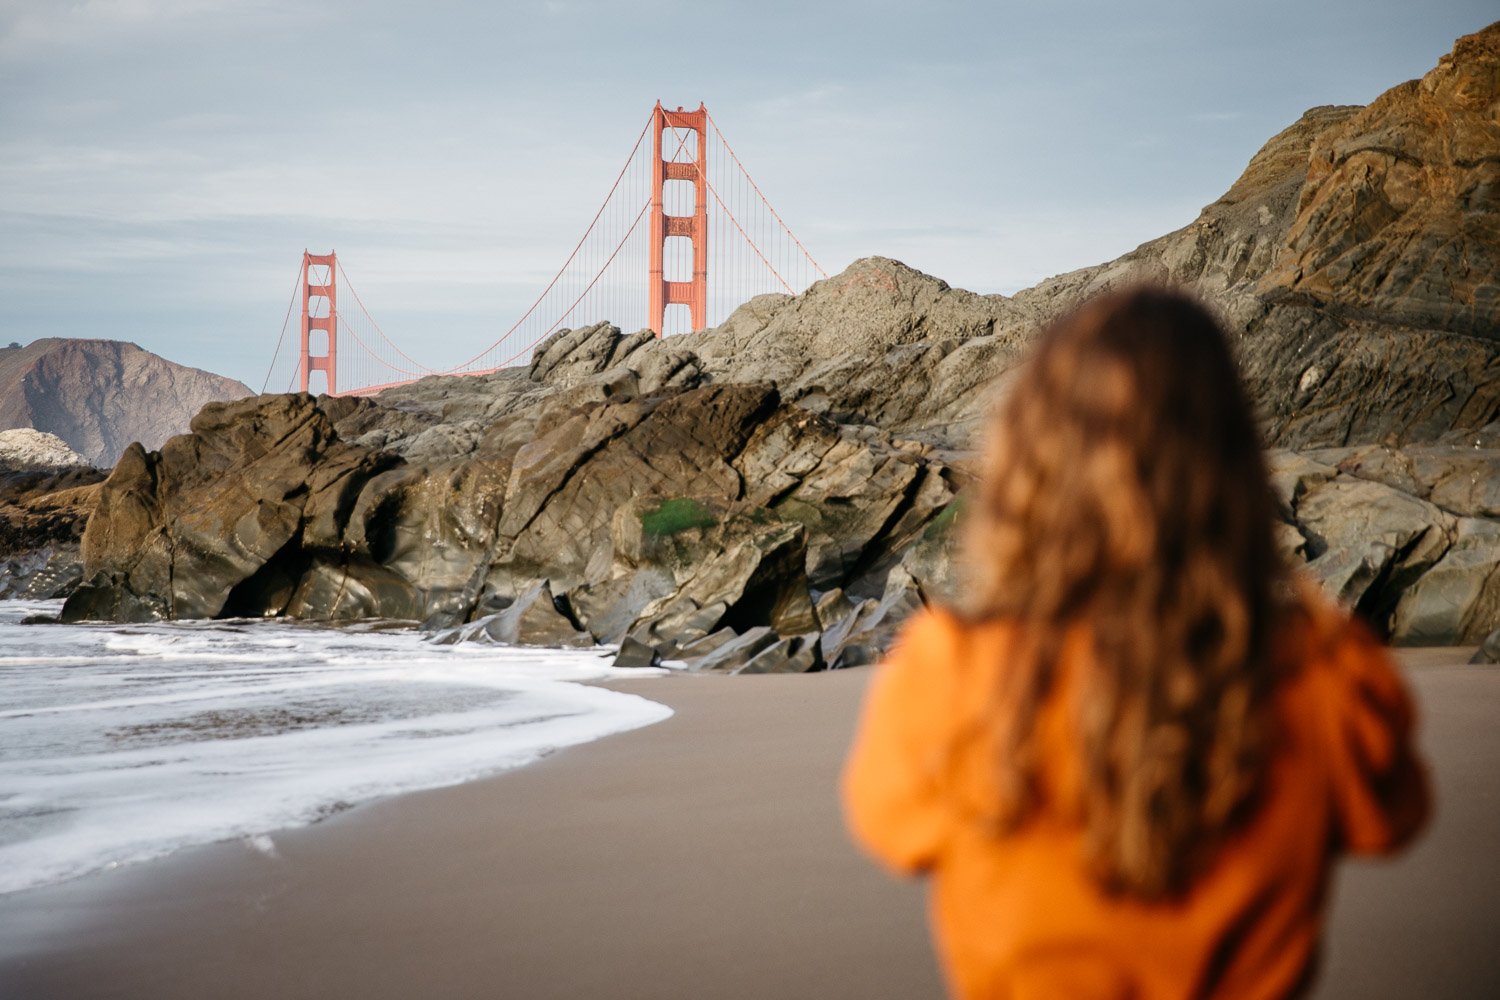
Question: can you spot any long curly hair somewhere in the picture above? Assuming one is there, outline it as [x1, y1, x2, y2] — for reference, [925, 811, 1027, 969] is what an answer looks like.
[964, 287, 1292, 899]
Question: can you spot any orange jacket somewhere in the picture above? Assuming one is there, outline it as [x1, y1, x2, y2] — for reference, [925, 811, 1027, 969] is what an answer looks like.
[842, 602, 1429, 1000]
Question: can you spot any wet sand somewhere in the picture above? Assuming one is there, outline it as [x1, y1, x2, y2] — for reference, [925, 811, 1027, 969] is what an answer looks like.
[1, 650, 1496, 1000]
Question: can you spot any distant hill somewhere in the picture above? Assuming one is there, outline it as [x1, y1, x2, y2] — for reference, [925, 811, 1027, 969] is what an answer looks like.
[0, 339, 251, 467]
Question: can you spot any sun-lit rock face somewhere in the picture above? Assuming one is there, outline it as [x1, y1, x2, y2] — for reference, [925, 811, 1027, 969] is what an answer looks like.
[1271, 22, 1500, 337]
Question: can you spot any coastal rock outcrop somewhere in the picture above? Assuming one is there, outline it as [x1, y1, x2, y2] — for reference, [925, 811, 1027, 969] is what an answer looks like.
[62, 382, 957, 657]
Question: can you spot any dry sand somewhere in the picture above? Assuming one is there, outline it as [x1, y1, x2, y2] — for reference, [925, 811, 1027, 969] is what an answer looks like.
[1, 650, 1496, 1000]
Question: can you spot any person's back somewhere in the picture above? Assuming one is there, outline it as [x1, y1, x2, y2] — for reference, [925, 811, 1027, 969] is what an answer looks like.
[841, 288, 1429, 999]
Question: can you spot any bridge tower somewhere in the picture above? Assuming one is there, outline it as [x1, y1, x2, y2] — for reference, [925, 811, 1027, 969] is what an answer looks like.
[648, 102, 708, 336]
[299, 250, 338, 394]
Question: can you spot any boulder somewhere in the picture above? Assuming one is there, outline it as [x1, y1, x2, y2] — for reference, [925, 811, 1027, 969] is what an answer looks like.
[612, 636, 662, 668]
[820, 565, 927, 669]
[432, 580, 592, 648]
[1296, 477, 1452, 610]
[1390, 518, 1500, 645]
[64, 395, 401, 622]
[685, 626, 781, 673]
[734, 632, 825, 675]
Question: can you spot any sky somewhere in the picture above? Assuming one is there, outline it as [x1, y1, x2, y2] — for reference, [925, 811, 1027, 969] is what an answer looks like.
[0, 0, 1494, 388]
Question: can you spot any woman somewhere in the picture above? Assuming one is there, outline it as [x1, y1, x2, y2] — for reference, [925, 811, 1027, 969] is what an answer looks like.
[842, 288, 1429, 999]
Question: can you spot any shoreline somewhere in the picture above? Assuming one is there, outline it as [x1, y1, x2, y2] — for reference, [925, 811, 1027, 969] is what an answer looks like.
[2, 651, 1497, 999]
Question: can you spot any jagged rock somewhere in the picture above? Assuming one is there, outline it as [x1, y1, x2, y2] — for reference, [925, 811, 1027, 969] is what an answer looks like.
[568, 493, 818, 650]
[735, 406, 957, 588]
[431, 580, 592, 648]
[1390, 518, 1500, 645]
[0, 339, 251, 466]
[1268, 25, 1500, 337]
[1275, 521, 1311, 562]
[818, 597, 879, 668]
[486, 383, 776, 599]
[813, 587, 856, 626]
[687, 626, 781, 673]
[897, 497, 962, 604]
[1296, 478, 1452, 611]
[0, 466, 104, 556]
[820, 565, 928, 669]
[734, 632, 825, 675]
[63, 395, 401, 622]
[674, 627, 739, 661]
[1315, 443, 1500, 520]
[1267, 450, 1339, 518]
[612, 636, 662, 668]
[0, 544, 84, 599]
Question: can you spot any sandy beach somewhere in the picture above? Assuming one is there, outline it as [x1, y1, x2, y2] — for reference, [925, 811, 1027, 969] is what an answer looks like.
[1, 650, 1496, 1000]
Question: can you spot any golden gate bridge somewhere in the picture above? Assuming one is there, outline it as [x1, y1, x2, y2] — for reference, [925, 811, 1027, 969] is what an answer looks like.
[261, 102, 826, 397]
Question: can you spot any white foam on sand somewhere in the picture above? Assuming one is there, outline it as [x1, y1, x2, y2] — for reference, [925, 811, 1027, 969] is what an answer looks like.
[0, 600, 671, 895]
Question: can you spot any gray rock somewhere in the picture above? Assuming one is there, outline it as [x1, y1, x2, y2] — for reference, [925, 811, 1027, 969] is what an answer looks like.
[0, 544, 84, 600]
[1297, 477, 1452, 610]
[1267, 450, 1339, 519]
[1391, 518, 1500, 645]
[612, 635, 662, 668]
[734, 632, 825, 675]
[432, 580, 592, 648]
[674, 627, 739, 661]
[686, 626, 780, 673]
[819, 565, 927, 668]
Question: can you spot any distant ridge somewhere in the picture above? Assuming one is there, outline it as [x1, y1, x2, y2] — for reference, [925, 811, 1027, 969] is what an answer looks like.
[0, 339, 251, 467]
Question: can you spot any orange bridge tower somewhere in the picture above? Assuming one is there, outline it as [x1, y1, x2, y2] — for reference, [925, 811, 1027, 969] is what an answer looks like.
[299, 250, 338, 394]
[648, 102, 708, 336]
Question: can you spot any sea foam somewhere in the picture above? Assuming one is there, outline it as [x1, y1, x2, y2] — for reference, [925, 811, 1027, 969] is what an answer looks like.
[0, 600, 671, 895]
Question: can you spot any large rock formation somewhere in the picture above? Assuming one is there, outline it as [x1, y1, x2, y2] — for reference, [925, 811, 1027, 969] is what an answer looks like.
[0, 339, 251, 467]
[61, 384, 957, 666]
[29, 23, 1500, 653]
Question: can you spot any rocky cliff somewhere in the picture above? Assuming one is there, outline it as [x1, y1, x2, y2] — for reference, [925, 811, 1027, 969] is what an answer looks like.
[0, 339, 252, 467]
[38, 23, 1500, 656]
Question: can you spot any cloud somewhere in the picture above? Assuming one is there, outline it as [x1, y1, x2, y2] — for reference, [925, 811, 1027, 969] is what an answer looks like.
[0, 0, 301, 58]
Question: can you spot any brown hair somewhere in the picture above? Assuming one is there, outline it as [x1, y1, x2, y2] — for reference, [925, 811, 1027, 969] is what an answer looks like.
[965, 287, 1291, 899]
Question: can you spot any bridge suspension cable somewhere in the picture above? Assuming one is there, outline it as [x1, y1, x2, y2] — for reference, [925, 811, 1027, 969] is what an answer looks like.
[262, 103, 826, 398]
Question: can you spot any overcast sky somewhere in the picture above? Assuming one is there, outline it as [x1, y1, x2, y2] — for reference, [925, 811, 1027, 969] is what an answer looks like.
[0, 1, 1493, 387]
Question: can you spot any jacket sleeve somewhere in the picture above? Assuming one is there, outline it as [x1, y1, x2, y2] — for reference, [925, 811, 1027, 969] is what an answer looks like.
[1319, 616, 1431, 855]
[841, 610, 959, 876]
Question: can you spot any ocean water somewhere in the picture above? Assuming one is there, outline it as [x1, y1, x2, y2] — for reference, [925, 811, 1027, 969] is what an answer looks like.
[0, 599, 671, 895]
